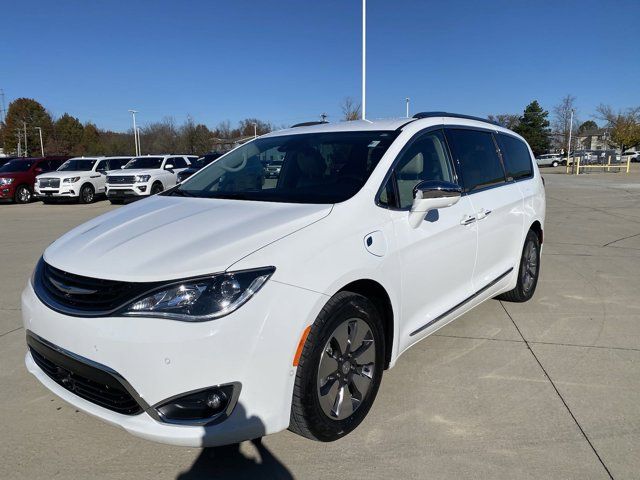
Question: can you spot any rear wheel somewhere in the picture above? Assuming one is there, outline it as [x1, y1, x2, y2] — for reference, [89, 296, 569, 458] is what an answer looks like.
[14, 185, 31, 204]
[289, 292, 384, 442]
[79, 184, 95, 204]
[497, 229, 540, 302]
[552, 160, 559, 167]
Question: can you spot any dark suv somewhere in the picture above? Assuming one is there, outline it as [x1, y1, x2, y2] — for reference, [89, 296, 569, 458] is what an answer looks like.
[0, 157, 69, 203]
[176, 152, 224, 183]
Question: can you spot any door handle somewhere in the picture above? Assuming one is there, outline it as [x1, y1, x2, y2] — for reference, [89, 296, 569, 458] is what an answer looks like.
[460, 215, 476, 225]
[476, 208, 492, 220]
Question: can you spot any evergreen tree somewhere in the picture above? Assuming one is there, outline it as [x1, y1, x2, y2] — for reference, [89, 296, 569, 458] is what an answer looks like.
[79, 123, 102, 155]
[2, 98, 53, 156]
[514, 101, 551, 156]
[50, 113, 84, 155]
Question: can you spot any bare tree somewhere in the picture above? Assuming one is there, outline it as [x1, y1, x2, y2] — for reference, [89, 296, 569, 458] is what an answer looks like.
[553, 95, 579, 153]
[595, 104, 640, 151]
[341, 97, 361, 121]
[487, 114, 520, 129]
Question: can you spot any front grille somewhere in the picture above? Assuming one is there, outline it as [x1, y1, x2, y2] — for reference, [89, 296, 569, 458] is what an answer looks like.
[106, 175, 135, 185]
[27, 333, 142, 415]
[33, 258, 161, 316]
[39, 178, 60, 188]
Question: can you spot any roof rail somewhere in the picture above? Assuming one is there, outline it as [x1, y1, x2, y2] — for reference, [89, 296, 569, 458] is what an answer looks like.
[290, 121, 329, 128]
[412, 111, 499, 126]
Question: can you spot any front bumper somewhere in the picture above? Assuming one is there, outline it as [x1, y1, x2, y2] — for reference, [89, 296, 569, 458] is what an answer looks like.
[35, 184, 79, 198]
[106, 184, 149, 198]
[22, 278, 326, 447]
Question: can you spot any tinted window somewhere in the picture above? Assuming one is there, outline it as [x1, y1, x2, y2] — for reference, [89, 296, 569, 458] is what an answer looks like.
[107, 158, 129, 170]
[498, 134, 533, 180]
[170, 157, 187, 168]
[96, 160, 108, 171]
[58, 159, 97, 171]
[49, 159, 65, 170]
[0, 160, 35, 172]
[381, 130, 455, 209]
[446, 129, 505, 193]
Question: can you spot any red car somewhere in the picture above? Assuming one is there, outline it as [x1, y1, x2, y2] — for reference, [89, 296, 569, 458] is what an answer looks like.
[0, 157, 69, 204]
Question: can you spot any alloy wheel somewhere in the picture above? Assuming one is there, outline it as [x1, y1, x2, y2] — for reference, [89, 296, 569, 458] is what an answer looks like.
[17, 186, 31, 203]
[317, 318, 375, 420]
[82, 187, 94, 203]
[521, 239, 538, 293]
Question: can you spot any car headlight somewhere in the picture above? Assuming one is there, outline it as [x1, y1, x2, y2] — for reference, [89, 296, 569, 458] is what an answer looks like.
[63, 177, 81, 183]
[0, 177, 14, 185]
[135, 175, 151, 183]
[122, 267, 275, 321]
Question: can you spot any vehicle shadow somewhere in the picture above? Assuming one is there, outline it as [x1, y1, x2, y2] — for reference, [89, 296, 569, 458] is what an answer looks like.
[176, 404, 293, 480]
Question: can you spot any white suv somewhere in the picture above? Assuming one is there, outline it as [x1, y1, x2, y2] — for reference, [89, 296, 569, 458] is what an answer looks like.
[23, 113, 545, 447]
[35, 157, 131, 203]
[105, 155, 195, 203]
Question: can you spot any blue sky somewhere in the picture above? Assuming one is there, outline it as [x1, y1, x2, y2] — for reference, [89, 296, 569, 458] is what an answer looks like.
[2, 0, 638, 131]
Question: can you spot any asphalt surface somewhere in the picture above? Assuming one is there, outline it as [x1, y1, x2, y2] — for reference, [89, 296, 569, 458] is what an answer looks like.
[1, 168, 639, 479]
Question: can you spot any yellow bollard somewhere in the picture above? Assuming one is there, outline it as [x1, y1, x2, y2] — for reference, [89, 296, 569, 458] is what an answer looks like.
[627, 156, 631, 174]
[607, 155, 611, 172]
[576, 157, 580, 175]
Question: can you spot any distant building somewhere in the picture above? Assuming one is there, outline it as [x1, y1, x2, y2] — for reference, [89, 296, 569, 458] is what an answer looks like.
[573, 128, 616, 152]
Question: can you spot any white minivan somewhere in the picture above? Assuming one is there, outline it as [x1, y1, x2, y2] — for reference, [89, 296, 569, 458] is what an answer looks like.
[23, 113, 545, 447]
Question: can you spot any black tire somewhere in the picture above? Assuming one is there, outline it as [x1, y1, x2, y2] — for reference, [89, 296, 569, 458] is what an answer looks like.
[289, 291, 385, 442]
[79, 184, 95, 204]
[151, 182, 163, 195]
[497, 229, 541, 303]
[14, 184, 32, 204]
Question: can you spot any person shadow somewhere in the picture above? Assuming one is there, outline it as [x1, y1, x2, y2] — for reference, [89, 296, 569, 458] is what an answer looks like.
[176, 403, 294, 480]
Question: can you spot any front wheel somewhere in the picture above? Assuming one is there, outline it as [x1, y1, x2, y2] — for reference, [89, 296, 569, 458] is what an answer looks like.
[79, 184, 95, 204]
[552, 161, 559, 167]
[14, 185, 32, 204]
[289, 292, 384, 442]
[151, 182, 163, 195]
[497, 229, 541, 302]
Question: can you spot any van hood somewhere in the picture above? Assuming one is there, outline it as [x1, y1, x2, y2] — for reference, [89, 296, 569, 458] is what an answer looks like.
[43, 195, 332, 281]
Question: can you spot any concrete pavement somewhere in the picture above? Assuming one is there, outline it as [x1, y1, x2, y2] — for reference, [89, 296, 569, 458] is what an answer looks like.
[1, 169, 639, 479]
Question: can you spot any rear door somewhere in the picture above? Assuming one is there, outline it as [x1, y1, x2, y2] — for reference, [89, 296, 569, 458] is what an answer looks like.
[445, 128, 524, 291]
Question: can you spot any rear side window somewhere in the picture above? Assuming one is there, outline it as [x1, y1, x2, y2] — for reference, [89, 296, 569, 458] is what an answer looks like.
[446, 129, 505, 193]
[498, 134, 533, 180]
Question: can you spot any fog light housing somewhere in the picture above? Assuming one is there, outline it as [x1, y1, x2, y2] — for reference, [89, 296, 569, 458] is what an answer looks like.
[138, 186, 147, 192]
[154, 384, 238, 425]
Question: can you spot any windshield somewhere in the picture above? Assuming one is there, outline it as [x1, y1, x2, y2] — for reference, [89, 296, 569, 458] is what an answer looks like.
[124, 157, 163, 169]
[0, 160, 35, 172]
[58, 159, 97, 171]
[173, 131, 398, 204]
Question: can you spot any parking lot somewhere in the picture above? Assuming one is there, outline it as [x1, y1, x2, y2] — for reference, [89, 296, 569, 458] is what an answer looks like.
[1, 168, 639, 479]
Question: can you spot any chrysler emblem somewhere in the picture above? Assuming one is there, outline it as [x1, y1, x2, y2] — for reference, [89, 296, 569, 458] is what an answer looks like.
[48, 277, 98, 295]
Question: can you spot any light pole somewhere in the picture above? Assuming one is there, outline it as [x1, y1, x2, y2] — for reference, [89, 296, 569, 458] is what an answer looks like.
[137, 127, 142, 155]
[567, 109, 574, 174]
[253, 122, 257, 138]
[23, 122, 28, 157]
[34, 127, 44, 156]
[128, 110, 139, 156]
[362, 0, 366, 120]
[405, 97, 410, 118]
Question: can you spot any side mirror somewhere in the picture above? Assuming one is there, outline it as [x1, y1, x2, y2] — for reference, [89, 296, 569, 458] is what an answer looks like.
[165, 164, 174, 170]
[121, 166, 126, 169]
[408, 180, 462, 228]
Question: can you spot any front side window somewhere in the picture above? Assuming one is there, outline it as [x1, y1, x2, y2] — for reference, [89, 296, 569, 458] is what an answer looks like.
[96, 160, 108, 172]
[446, 129, 505, 193]
[169, 157, 187, 168]
[498, 134, 533, 180]
[174, 131, 398, 204]
[124, 157, 163, 169]
[58, 159, 97, 171]
[381, 130, 455, 209]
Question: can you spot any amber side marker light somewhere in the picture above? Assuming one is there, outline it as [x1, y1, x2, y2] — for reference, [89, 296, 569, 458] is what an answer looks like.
[293, 325, 311, 366]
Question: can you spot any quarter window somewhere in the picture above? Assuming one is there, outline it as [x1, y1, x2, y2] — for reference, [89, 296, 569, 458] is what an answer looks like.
[446, 129, 505, 193]
[498, 134, 533, 180]
[381, 130, 455, 209]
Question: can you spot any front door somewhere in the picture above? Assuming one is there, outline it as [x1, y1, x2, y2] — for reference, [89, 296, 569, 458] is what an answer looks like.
[381, 129, 478, 351]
